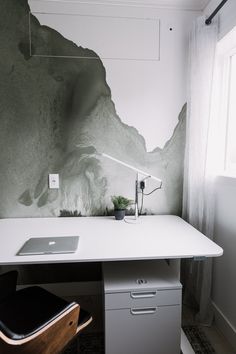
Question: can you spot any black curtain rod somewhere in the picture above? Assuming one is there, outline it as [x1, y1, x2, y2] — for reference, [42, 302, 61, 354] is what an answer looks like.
[205, 0, 229, 25]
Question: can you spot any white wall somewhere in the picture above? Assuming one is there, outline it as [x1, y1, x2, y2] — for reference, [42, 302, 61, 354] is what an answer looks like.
[213, 177, 236, 349]
[204, 1, 236, 349]
[29, 0, 198, 151]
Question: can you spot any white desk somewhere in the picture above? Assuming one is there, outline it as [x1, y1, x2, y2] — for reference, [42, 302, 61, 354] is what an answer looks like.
[0, 215, 223, 265]
[0, 215, 223, 354]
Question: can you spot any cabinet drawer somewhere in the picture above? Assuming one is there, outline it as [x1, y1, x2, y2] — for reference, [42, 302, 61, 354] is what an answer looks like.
[105, 289, 181, 310]
[105, 305, 181, 354]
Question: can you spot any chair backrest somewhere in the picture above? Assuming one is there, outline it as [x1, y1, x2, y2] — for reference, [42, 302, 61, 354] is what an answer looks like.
[0, 271, 18, 303]
[0, 271, 92, 354]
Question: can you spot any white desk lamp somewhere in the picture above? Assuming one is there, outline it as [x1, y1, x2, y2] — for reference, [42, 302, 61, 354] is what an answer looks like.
[101, 153, 162, 219]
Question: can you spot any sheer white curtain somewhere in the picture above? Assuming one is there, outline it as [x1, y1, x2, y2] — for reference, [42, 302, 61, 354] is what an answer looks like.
[182, 16, 219, 325]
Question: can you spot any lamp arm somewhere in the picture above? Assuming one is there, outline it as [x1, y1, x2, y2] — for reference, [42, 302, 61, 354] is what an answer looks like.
[101, 152, 162, 220]
[101, 153, 162, 184]
[135, 173, 139, 220]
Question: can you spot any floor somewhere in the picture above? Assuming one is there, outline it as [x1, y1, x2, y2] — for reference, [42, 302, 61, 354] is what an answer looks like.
[202, 326, 236, 354]
[182, 304, 236, 354]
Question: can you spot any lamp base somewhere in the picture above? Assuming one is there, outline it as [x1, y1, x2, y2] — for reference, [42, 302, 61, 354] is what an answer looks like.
[123, 216, 141, 224]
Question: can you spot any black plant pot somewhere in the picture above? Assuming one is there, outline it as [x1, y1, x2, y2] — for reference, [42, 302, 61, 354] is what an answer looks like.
[114, 209, 126, 220]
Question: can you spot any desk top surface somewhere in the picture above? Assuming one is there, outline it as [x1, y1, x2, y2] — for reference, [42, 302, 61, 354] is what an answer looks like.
[0, 215, 223, 265]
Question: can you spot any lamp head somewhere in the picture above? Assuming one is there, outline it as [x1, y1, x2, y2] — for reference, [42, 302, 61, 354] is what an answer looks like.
[101, 153, 162, 184]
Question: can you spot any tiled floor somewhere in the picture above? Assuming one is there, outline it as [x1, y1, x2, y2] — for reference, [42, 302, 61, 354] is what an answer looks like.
[182, 304, 236, 354]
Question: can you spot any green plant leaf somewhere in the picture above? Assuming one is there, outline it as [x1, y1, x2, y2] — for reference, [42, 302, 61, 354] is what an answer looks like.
[111, 195, 133, 210]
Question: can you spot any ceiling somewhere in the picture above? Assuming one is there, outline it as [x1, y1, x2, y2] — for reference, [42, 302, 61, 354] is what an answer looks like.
[76, 0, 212, 11]
[141, 0, 212, 10]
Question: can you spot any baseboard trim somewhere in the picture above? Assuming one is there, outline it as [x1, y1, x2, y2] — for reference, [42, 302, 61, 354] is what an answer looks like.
[181, 329, 195, 354]
[212, 301, 236, 351]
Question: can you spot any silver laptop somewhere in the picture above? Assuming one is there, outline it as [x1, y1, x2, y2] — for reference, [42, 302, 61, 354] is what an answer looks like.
[17, 236, 79, 256]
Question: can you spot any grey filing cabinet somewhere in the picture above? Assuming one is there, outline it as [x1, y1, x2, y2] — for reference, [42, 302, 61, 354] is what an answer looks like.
[103, 260, 182, 354]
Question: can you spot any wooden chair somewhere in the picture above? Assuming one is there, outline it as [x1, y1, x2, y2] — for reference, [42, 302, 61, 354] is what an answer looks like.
[0, 271, 92, 354]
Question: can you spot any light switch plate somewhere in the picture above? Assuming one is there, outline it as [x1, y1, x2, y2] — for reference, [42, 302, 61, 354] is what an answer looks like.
[48, 174, 59, 189]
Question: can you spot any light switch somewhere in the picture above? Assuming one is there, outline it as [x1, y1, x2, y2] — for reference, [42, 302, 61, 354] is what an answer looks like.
[48, 174, 59, 189]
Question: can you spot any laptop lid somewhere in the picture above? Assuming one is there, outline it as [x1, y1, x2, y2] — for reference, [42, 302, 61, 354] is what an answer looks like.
[17, 236, 79, 256]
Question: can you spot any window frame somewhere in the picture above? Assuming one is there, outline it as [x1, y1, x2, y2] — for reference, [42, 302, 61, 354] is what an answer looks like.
[224, 50, 236, 173]
[216, 27, 236, 177]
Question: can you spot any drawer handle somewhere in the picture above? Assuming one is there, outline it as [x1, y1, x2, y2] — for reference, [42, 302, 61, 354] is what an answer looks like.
[131, 291, 157, 299]
[131, 307, 157, 315]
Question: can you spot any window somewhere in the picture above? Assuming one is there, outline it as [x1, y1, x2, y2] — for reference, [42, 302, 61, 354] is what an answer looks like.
[216, 27, 236, 176]
[225, 52, 236, 173]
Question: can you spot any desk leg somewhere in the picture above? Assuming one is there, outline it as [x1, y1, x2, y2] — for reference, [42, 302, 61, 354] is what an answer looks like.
[168, 260, 194, 354]
[168, 259, 181, 279]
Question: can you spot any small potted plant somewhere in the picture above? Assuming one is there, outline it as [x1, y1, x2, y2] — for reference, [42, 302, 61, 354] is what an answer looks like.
[111, 195, 133, 220]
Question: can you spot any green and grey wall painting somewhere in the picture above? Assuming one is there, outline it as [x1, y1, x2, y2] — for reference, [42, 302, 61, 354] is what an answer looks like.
[0, 0, 186, 218]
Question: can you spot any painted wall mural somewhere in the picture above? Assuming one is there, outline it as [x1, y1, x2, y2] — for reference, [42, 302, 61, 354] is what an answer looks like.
[0, 0, 186, 218]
